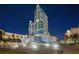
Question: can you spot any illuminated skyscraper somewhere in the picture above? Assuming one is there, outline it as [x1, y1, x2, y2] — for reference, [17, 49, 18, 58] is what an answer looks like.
[34, 5, 49, 43]
[28, 20, 34, 42]
[28, 20, 34, 36]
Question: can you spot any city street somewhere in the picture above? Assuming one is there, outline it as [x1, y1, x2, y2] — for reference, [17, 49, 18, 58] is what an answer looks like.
[0, 46, 79, 54]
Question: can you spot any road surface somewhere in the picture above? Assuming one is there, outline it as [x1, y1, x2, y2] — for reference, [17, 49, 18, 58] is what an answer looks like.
[0, 46, 79, 54]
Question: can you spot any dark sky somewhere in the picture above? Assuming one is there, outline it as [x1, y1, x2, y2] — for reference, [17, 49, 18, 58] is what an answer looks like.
[0, 4, 79, 40]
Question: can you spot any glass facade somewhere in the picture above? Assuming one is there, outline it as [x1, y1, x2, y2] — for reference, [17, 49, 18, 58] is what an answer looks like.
[34, 5, 49, 43]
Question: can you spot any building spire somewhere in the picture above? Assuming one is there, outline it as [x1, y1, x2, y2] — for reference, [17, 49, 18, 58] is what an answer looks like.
[29, 20, 32, 23]
[36, 4, 40, 8]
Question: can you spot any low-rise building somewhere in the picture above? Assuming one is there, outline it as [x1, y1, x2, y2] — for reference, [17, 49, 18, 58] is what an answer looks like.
[64, 27, 79, 45]
[0, 29, 27, 43]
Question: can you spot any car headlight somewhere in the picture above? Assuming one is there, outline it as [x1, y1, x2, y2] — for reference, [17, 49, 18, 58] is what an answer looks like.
[22, 44, 26, 47]
[44, 44, 50, 47]
[12, 44, 19, 49]
[52, 44, 59, 49]
[31, 45, 38, 50]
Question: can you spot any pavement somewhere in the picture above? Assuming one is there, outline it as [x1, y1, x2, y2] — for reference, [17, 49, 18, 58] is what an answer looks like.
[63, 46, 79, 54]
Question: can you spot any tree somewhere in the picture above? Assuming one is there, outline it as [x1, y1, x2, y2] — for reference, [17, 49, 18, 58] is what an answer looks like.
[0, 31, 2, 41]
[72, 33, 79, 45]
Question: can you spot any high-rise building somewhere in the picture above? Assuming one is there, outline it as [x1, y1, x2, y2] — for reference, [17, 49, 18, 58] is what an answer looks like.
[34, 5, 49, 43]
[34, 5, 48, 35]
[28, 20, 34, 42]
[28, 20, 34, 36]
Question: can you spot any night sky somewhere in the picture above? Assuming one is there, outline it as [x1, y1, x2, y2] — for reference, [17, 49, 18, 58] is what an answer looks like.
[0, 4, 79, 40]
